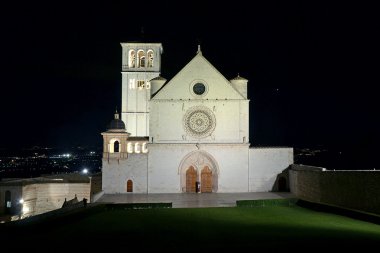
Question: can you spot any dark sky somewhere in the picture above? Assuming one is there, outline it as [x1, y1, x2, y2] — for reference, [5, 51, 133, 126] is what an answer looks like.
[0, 1, 379, 150]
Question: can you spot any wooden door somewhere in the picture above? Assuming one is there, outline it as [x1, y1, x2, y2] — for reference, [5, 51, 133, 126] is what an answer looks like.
[186, 166, 196, 193]
[127, 180, 133, 192]
[201, 166, 212, 193]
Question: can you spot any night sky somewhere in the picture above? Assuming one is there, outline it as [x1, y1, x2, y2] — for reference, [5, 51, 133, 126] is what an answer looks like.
[1, 1, 379, 151]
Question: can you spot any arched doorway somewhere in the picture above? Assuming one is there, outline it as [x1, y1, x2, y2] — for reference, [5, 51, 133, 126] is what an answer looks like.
[201, 166, 212, 193]
[278, 177, 287, 192]
[186, 166, 197, 193]
[126, 180, 133, 192]
[179, 151, 219, 193]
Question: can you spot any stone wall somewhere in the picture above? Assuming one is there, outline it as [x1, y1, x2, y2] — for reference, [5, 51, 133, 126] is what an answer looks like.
[249, 147, 293, 192]
[289, 164, 380, 214]
[102, 153, 148, 193]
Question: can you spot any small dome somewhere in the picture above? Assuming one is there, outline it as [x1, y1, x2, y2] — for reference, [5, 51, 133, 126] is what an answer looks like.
[150, 76, 167, 81]
[231, 74, 248, 81]
[107, 119, 125, 130]
[107, 110, 126, 130]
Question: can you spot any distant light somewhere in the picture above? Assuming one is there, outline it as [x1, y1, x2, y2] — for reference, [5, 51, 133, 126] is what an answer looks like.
[22, 206, 29, 213]
[19, 199, 24, 204]
[82, 168, 88, 174]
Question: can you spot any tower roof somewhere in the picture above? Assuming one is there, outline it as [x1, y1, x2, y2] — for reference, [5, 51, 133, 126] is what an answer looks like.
[107, 110, 126, 131]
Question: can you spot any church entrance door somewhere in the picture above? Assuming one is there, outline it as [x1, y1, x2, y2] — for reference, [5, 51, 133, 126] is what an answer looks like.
[186, 166, 197, 193]
[201, 166, 212, 193]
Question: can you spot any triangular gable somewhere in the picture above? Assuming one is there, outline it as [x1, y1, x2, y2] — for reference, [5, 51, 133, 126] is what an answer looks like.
[152, 53, 245, 100]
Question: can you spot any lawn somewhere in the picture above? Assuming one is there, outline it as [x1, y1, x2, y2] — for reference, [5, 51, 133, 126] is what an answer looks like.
[2, 204, 380, 251]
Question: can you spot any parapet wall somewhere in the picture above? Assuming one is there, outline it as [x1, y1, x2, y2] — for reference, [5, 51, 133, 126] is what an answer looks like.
[289, 164, 380, 214]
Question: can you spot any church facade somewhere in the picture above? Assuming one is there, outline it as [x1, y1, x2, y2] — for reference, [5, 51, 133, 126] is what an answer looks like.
[101, 42, 293, 193]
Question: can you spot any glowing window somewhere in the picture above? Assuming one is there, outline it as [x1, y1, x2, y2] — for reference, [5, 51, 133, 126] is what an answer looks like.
[127, 143, 133, 153]
[129, 50, 136, 68]
[142, 142, 148, 153]
[147, 50, 154, 67]
[137, 80, 145, 89]
[129, 79, 136, 89]
[137, 50, 145, 68]
[134, 143, 141, 153]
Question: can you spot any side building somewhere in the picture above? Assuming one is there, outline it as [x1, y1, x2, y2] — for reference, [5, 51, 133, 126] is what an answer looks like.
[0, 173, 95, 220]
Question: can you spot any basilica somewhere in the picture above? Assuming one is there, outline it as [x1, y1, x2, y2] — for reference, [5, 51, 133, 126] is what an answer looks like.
[101, 42, 293, 193]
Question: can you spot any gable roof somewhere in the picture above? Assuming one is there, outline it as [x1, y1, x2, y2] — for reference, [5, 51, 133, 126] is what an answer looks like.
[152, 52, 245, 100]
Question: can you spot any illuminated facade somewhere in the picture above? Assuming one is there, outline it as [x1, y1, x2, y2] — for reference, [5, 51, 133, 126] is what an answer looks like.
[101, 42, 293, 194]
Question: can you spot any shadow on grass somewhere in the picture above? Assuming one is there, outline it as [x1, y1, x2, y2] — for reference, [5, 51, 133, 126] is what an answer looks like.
[296, 200, 380, 225]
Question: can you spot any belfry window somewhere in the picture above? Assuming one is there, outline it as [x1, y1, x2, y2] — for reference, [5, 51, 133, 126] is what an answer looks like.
[137, 50, 145, 68]
[129, 50, 136, 68]
[147, 50, 154, 67]
[114, 141, 120, 153]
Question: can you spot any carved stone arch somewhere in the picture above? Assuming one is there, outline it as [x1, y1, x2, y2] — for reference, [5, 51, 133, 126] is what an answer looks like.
[178, 150, 219, 192]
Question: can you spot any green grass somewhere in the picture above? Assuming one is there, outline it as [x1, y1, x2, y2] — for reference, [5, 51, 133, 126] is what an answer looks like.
[2, 204, 380, 251]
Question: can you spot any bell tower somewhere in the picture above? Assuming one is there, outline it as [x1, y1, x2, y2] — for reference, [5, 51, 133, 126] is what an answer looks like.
[120, 42, 163, 137]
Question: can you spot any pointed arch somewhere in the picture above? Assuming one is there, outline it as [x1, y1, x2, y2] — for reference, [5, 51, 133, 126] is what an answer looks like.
[179, 151, 219, 192]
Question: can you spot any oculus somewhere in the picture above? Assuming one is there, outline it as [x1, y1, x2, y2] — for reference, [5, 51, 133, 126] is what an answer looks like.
[192, 83, 206, 95]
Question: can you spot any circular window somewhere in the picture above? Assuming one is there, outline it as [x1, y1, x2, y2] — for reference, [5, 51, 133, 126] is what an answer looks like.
[193, 83, 206, 95]
[183, 106, 216, 139]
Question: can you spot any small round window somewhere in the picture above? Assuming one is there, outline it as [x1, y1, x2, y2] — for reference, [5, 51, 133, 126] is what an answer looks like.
[193, 83, 206, 95]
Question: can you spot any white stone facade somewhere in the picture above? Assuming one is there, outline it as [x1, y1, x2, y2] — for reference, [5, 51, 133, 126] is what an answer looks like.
[101, 43, 293, 194]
